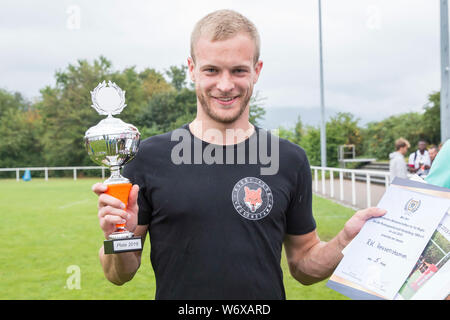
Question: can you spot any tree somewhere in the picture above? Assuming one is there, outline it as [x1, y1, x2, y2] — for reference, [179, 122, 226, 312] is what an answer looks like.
[422, 91, 441, 146]
[137, 88, 197, 135]
[0, 89, 44, 169]
[325, 112, 362, 166]
[299, 126, 321, 166]
[165, 65, 188, 91]
[0, 108, 44, 168]
[361, 112, 425, 160]
[0, 88, 28, 118]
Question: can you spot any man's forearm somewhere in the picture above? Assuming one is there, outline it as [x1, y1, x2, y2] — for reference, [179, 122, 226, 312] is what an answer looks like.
[99, 246, 140, 285]
[290, 230, 348, 285]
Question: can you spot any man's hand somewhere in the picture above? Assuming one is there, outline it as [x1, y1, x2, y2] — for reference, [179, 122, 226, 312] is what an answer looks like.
[341, 207, 387, 246]
[284, 207, 387, 285]
[92, 182, 140, 240]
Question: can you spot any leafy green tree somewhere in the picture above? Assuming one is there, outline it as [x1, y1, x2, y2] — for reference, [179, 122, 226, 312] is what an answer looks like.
[137, 88, 197, 135]
[0, 88, 28, 118]
[275, 112, 361, 167]
[422, 91, 441, 145]
[0, 89, 44, 169]
[165, 65, 188, 91]
[0, 108, 44, 168]
[299, 126, 321, 166]
[361, 112, 425, 160]
[325, 112, 362, 166]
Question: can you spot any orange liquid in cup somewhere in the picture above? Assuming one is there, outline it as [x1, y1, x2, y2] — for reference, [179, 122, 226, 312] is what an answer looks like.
[105, 183, 132, 231]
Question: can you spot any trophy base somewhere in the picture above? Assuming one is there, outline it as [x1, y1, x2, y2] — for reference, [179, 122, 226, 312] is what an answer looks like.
[104, 235, 142, 254]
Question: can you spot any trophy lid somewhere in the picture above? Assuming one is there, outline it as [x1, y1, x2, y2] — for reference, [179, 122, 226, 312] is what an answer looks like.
[90, 80, 126, 116]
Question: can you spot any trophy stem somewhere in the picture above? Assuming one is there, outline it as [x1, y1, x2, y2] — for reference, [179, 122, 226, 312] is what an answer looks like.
[104, 182, 134, 240]
[104, 166, 129, 185]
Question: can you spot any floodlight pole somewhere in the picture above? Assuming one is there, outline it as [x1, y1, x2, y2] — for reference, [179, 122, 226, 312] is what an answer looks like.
[441, 0, 450, 142]
[318, 0, 327, 167]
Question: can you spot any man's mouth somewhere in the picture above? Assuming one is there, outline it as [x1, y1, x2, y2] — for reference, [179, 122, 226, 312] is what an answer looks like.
[212, 95, 240, 106]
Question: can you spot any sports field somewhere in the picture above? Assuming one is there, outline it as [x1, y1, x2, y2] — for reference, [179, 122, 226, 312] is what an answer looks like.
[0, 178, 352, 300]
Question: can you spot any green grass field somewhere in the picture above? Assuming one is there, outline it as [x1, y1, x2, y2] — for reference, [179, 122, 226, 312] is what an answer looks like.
[0, 178, 352, 300]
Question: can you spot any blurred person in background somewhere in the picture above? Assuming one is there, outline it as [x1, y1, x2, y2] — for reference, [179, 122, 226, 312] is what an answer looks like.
[408, 140, 431, 176]
[389, 138, 410, 182]
[428, 146, 438, 165]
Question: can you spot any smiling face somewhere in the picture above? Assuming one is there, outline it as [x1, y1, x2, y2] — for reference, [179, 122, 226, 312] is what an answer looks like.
[188, 33, 263, 125]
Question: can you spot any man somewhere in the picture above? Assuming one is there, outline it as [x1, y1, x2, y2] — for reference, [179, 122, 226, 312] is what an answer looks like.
[428, 146, 438, 165]
[92, 9, 385, 299]
[389, 137, 410, 182]
[408, 140, 431, 176]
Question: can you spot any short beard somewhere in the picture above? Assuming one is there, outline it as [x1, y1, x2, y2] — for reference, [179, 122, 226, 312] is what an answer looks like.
[197, 89, 252, 124]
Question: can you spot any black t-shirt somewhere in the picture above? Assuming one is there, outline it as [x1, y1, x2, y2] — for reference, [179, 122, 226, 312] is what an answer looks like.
[123, 123, 316, 300]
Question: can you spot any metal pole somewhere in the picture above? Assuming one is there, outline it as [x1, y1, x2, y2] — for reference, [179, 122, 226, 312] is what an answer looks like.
[318, 0, 327, 167]
[441, 0, 450, 142]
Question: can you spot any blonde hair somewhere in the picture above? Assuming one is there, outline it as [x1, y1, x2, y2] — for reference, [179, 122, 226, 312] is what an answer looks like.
[395, 138, 410, 150]
[190, 9, 261, 64]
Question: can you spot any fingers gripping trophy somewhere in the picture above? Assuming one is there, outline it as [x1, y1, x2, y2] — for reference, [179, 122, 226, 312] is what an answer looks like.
[85, 81, 142, 254]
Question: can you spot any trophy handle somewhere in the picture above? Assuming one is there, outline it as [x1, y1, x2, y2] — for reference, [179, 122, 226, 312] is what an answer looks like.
[105, 183, 133, 233]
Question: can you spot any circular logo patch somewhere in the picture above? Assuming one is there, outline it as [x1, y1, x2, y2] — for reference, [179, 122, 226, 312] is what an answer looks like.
[232, 177, 273, 220]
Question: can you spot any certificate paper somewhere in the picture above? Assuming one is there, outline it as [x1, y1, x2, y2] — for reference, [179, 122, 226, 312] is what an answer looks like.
[331, 185, 450, 300]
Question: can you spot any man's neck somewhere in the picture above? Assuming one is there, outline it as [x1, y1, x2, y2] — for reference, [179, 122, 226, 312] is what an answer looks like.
[189, 118, 255, 145]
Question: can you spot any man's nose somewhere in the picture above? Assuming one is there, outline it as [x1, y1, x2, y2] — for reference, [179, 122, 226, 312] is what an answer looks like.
[216, 72, 235, 92]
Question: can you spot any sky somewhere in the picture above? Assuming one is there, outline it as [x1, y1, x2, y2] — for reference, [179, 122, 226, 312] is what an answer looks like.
[0, 0, 443, 123]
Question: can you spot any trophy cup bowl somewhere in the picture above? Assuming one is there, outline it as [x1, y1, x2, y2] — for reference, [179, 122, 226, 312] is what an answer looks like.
[84, 81, 143, 254]
[85, 116, 140, 180]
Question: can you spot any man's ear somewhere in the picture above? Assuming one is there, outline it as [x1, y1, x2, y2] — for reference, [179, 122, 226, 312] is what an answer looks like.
[253, 60, 263, 84]
[187, 57, 196, 82]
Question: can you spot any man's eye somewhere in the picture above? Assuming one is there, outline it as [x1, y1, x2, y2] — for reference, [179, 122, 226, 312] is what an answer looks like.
[205, 68, 217, 73]
[233, 69, 247, 74]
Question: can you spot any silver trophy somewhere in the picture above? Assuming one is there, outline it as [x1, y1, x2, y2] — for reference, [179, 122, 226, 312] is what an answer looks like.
[85, 81, 142, 254]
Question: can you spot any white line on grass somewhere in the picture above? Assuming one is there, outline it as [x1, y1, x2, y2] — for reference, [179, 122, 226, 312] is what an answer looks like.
[58, 199, 90, 209]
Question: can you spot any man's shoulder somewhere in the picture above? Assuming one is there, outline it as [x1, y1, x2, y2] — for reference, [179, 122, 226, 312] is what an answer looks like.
[123, 127, 183, 178]
[139, 130, 175, 151]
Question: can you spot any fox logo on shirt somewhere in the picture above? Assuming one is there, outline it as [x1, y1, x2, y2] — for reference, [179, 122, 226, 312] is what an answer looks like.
[244, 187, 262, 212]
[232, 177, 273, 221]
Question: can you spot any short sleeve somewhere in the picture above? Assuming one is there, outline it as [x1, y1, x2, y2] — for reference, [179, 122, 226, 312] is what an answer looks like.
[424, 152, 431, 166]
[285, 153, 316, 235]
[123, 161, 153, 226]
[408, 153, 414, 165]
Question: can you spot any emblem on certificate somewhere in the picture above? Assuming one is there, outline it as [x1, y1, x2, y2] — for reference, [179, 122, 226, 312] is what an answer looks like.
[404, 198, 421, 216]
[84, 81, 142, 254]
